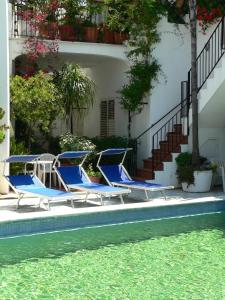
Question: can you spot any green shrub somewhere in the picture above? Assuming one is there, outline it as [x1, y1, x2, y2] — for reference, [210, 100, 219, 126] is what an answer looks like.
[10, 71, 63, 150]
[59, 132, 96, 152]
[10, 138, 29, 175]
[91, 136, 132, 151]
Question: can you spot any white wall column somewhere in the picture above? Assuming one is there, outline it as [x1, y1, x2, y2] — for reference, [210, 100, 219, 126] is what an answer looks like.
[0, 0, 10, 194]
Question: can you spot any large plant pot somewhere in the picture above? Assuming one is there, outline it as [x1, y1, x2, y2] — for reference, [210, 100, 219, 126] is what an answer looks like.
[83, 26, 98, 42]
[182, 170, 213, 193]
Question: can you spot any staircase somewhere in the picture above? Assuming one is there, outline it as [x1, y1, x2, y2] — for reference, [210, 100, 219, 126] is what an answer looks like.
[134, 16, 225, 185]
[136, 124, 188, 180]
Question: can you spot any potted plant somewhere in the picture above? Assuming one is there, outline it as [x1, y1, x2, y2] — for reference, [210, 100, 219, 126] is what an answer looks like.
[86, 164, 102, 183]
[176, 152, 217, 192]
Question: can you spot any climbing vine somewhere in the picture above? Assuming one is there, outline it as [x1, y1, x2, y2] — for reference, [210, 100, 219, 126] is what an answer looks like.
[104, 0, 167, 137]
[0, 108, 7, 144]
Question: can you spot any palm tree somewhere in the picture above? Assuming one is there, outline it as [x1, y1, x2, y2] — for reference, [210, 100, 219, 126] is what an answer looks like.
[54, 63, 95, 134]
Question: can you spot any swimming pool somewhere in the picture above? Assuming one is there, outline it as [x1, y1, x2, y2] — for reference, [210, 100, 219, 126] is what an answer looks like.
[1, 212, 225, 299]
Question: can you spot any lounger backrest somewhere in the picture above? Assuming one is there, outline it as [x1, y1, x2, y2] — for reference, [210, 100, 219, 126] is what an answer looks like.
[6, 175, 44, 190]
[56, 166, 89, 185]
[100, 165, 130, 182]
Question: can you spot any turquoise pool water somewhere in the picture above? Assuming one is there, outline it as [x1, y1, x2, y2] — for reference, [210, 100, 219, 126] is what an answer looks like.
[1, 213, 225, 299]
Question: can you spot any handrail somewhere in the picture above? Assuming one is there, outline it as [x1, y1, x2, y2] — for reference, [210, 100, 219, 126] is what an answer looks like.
[136, 102, 181, 140]
[196, 17, 223, 61]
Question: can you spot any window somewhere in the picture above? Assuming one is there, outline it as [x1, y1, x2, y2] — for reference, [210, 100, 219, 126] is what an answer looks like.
[100, 99, 115, 137]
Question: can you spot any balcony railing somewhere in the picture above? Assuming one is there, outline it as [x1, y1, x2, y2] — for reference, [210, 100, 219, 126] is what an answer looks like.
[11, 1, 128, 45]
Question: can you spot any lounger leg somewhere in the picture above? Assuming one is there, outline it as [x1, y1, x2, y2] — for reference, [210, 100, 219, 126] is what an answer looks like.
[160, 190, 167, 200]
[119, 194, 124, 204]
[100, 195, 104, 206]
[41, 198, 50, 211]
[84, 193, 89, 203]
[47, 200, 50, 211]
[17, 194, 24, 209]
[71, 198, 75, 208]
[145, 190, 151, 201]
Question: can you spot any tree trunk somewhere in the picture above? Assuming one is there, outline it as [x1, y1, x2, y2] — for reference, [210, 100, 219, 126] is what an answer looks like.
[189, 0, 200, 166]
[128, 110, 131, 139]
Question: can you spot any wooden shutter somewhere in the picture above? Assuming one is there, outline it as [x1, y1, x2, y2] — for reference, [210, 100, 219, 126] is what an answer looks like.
[100, 99, 115, 137]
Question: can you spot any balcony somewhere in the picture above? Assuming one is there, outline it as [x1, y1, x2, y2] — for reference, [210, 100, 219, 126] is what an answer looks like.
[10, 0, 128, 45]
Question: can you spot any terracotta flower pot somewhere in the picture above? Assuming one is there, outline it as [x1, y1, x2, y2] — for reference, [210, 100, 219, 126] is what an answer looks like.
[59, 24, 76, 41]
[103, 27, 114, 44]
[39, 22, 58, 40]
[89, 176, 101, 183]
[83, 26, 98, 42]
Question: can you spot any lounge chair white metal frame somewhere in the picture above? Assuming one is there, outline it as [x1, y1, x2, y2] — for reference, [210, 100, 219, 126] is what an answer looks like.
[53, 151, 130, 205]
[3, 155, 82, 210]
[97, 148, 174, 201]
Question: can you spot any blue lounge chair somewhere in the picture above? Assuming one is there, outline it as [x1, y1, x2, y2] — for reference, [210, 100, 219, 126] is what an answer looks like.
[53, 151, 130, 205]
[3, 155, 81, 210]
[97, 148, 174, 200]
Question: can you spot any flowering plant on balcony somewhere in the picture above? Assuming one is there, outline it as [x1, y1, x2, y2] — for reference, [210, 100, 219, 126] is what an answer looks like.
[197, 1, 224, 32]
[16, 0, 60, 59]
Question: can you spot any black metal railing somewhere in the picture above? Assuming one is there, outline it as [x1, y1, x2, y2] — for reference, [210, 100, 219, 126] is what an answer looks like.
[136, 15, 225, 174]
[151, 99, 189, 169]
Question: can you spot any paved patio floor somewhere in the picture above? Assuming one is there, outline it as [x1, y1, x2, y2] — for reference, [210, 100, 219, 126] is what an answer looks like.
[0, 188, 224, 222]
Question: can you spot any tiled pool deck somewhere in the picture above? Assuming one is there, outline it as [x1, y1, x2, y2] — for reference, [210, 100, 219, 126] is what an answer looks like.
[0, 188, 224, 223]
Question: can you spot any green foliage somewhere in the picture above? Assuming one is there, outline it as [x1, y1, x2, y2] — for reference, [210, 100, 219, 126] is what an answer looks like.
[10, 71, 63, 149]
[10, 137, 29, 175]
[48, 136, 61, 155]
[54, 63, 95, 132]
[91, 135, 133, 151]
[120, 61, 160, 112]
[102, 0, 166, 137]
[104, 0, 166, 56]
[91, 135, 136, 168]
[86, 164, 101, 178]
[59, 132, 96, 152]
[0, 107, 6, 144]
[175, 152, 193, 168]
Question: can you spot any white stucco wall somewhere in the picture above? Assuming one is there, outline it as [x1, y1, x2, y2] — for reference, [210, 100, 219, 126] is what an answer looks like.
[0, 0, 10, 194]
[83, 59, 129, 138]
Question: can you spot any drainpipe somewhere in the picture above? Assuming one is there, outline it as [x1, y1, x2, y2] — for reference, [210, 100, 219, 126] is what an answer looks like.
[0, 0, 10, 194]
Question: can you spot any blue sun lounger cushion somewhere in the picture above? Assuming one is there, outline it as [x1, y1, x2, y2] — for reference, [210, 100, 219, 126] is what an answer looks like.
[99, 164, 174, 201]
[55, 166, 130, 205]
